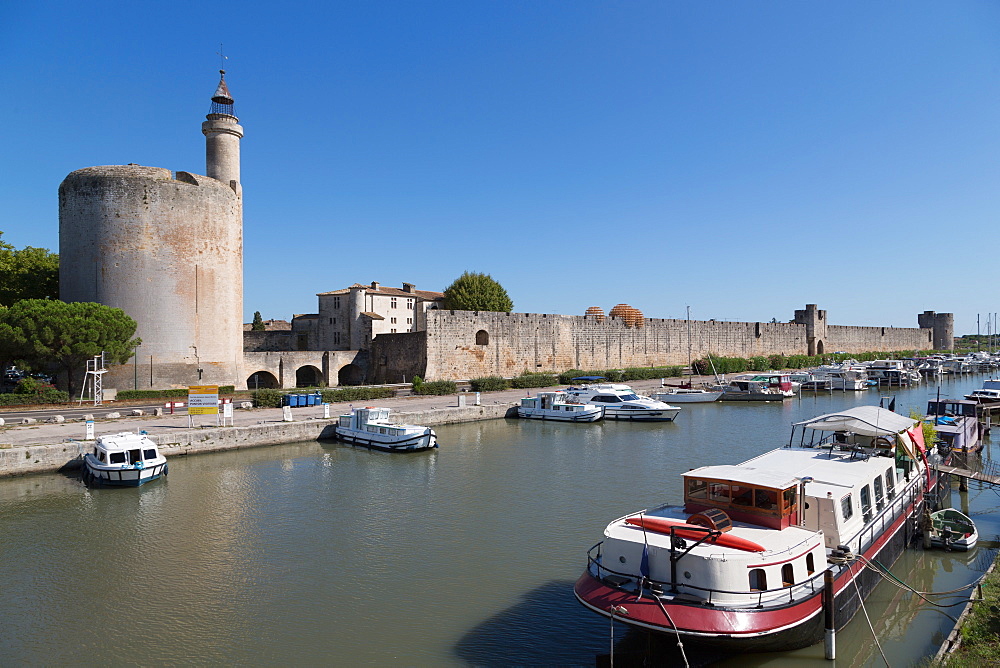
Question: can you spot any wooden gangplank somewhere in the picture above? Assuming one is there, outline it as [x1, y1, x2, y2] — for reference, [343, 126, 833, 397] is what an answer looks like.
[933, 464, 1000, 486]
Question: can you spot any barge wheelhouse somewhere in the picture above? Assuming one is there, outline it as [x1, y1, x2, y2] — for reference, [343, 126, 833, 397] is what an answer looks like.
[573, 406, 946, 651]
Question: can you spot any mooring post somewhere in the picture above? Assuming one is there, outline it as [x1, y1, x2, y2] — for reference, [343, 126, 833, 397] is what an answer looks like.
[824, 569, 835, 660]
[922, 507, 933, 549]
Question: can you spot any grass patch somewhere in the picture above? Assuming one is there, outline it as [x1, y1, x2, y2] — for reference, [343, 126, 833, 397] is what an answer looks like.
[942, 562, 1000, 666]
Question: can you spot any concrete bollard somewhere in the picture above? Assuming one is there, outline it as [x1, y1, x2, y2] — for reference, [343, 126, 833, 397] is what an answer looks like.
[131, 409, 145, 416]
[0, 418, 4, 426]
[457, 394, 467, 408]
[21, 418, 36, 425]
[105, 412, 121, 419]
[153, 408, 164, 416]
[83, 414, 94, 421]
[282, 406, 293, 422]
[47, 416, 66, 424]
[240, 401, 253, 409]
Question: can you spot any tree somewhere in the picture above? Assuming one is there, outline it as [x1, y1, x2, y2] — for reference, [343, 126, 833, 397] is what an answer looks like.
[251, 311, 266, 331]
[442, 272, 514, 312]
[2, 300, 140, 395]
[0, 232, 59, 306]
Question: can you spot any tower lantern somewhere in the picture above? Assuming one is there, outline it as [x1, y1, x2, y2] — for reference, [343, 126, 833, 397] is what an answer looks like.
[202, 69, 243, 192]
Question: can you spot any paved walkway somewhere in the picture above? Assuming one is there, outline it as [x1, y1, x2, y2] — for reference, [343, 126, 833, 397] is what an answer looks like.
[0, 377, 706, 447]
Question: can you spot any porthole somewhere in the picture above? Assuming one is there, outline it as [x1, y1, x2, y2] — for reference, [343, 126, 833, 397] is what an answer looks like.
[683, 571, 692, 579]
[619, 556, 627, 564]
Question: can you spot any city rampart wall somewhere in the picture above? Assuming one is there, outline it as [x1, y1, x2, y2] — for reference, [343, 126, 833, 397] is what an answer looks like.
[422, 311, 936, 380]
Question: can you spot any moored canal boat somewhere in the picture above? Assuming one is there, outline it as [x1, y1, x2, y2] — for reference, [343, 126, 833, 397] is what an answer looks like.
[573, 406, 946, 652]
[82, 432, 168, 486]
[564, 382, 681, 421]
[928, 508, 978, 551]
[334, 407, 438, 452]
[517, 391, 604, 422]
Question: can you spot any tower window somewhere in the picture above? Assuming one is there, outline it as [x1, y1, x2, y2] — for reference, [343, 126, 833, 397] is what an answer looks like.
[407, 299, 414, 309]
[333, 332, 341, 345]
[332, 297, 341, 309]
[391, 298, 398, 308]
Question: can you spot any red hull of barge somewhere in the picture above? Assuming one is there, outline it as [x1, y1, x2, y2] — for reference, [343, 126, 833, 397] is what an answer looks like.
[574, 486, 930, 652]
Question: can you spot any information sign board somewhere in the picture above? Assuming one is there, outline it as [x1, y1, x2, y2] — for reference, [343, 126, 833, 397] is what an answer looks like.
[188, 385, 220, 415]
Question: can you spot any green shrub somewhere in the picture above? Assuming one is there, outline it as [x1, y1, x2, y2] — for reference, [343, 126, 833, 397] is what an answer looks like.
[510, 373, 557, 389]
[117, 386, 235, 401]
[559, 369, 588, 384]
[470, 376, 510, 392]
[619, 366, 685, 380]
[0, 389, 68, 406]
[414, 380, 457, 395]
[251, 389, 283, 408]
[320, 387, 394, 403]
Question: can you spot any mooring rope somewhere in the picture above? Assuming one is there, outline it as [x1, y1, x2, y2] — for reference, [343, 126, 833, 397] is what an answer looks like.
[852, 565, 890, 667]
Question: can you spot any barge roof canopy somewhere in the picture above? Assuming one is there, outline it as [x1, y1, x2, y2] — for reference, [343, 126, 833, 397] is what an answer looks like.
[794, 406, 916, 437]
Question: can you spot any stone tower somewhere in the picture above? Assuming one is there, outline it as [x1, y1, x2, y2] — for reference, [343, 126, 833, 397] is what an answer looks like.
[793, 304, 827, 356]
[918, 311, 955, 351]
[59, 71, 245, 390]
[202, 70, 243, 194]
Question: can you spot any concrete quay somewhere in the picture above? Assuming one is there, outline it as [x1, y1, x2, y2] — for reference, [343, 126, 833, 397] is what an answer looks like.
[0, 378, 679, 478]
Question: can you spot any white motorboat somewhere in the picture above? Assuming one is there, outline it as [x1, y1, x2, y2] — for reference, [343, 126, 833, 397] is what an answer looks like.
[810, 364, 870, 391]
[564, 382, 681, 421]
[517, 391, 604, 422]
[82, 432, 168, 486]
[651, 387, 722, 403]
[714, 375, 794, 401]
[334, 407, 438, 452]
[928, 508, 978, 551]
[574, 406, 946, 652]
[964, 388, 1000, 404]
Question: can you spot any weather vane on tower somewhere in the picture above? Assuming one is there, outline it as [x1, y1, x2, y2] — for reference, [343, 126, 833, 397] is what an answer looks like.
[217, 44, 228, 74]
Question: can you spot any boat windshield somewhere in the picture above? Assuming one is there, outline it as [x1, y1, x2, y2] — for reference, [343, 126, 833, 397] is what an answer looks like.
[618, 393, 641, 401]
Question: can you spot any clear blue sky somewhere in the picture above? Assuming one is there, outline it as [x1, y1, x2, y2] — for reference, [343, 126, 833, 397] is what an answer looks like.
[2, 1, 999, 336]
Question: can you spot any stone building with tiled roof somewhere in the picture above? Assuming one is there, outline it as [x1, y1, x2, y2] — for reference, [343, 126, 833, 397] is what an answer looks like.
[290, 281, 444, 351]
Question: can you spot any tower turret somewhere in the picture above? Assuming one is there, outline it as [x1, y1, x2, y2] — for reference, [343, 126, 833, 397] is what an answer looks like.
[202, 70, 243, 193]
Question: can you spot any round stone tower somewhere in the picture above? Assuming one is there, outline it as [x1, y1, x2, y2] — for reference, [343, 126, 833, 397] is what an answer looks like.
[59, 71, 245, 390]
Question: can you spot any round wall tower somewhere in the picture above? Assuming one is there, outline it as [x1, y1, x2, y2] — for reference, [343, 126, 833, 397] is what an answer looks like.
[59, 73, 244, 390]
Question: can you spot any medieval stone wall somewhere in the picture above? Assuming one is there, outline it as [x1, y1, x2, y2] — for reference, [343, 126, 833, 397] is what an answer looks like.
[418, 310, 938, 381]
[370, 332, 427, 384]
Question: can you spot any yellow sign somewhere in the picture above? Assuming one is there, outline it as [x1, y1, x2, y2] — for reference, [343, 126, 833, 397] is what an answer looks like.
[188, 385, 219, 415]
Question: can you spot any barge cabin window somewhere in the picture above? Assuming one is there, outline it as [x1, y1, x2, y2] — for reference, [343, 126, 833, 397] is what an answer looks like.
[782, 563, 795, 587]
[860, 485, 873, 523]
[749, 569, 767, 591]
[885, 469, 896, 499]
[841, 494, 854, 521]
[685, 477, 797, 528]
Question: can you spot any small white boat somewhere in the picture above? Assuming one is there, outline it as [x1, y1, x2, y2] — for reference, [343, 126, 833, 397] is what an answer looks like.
[964, 388, 1000, 404]
[929, 508, 978, 551]
[334, 407, 438, 452]
[82, 432, 168, 486]
[518, 391, 604, 422]
[565, 382, 681, 421]
[651, 387, 722, 403]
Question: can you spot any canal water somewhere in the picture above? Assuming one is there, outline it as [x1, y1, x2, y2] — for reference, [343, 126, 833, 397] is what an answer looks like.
[1, 375, 997, 666]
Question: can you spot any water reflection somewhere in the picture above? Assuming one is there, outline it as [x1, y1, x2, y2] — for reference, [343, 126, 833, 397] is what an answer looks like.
[0, 376, 997, 665]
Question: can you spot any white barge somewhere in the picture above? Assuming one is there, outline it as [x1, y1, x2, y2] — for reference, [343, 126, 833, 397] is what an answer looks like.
[574, 406, 948, 652]
[518, 391, 604, 422]
[334, 407, 438, 453]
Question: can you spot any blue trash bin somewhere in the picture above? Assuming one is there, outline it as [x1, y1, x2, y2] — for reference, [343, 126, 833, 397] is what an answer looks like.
[305, 393, 316, 406]
[282, 394, 292, 407]
[294, 394, 305, 407]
